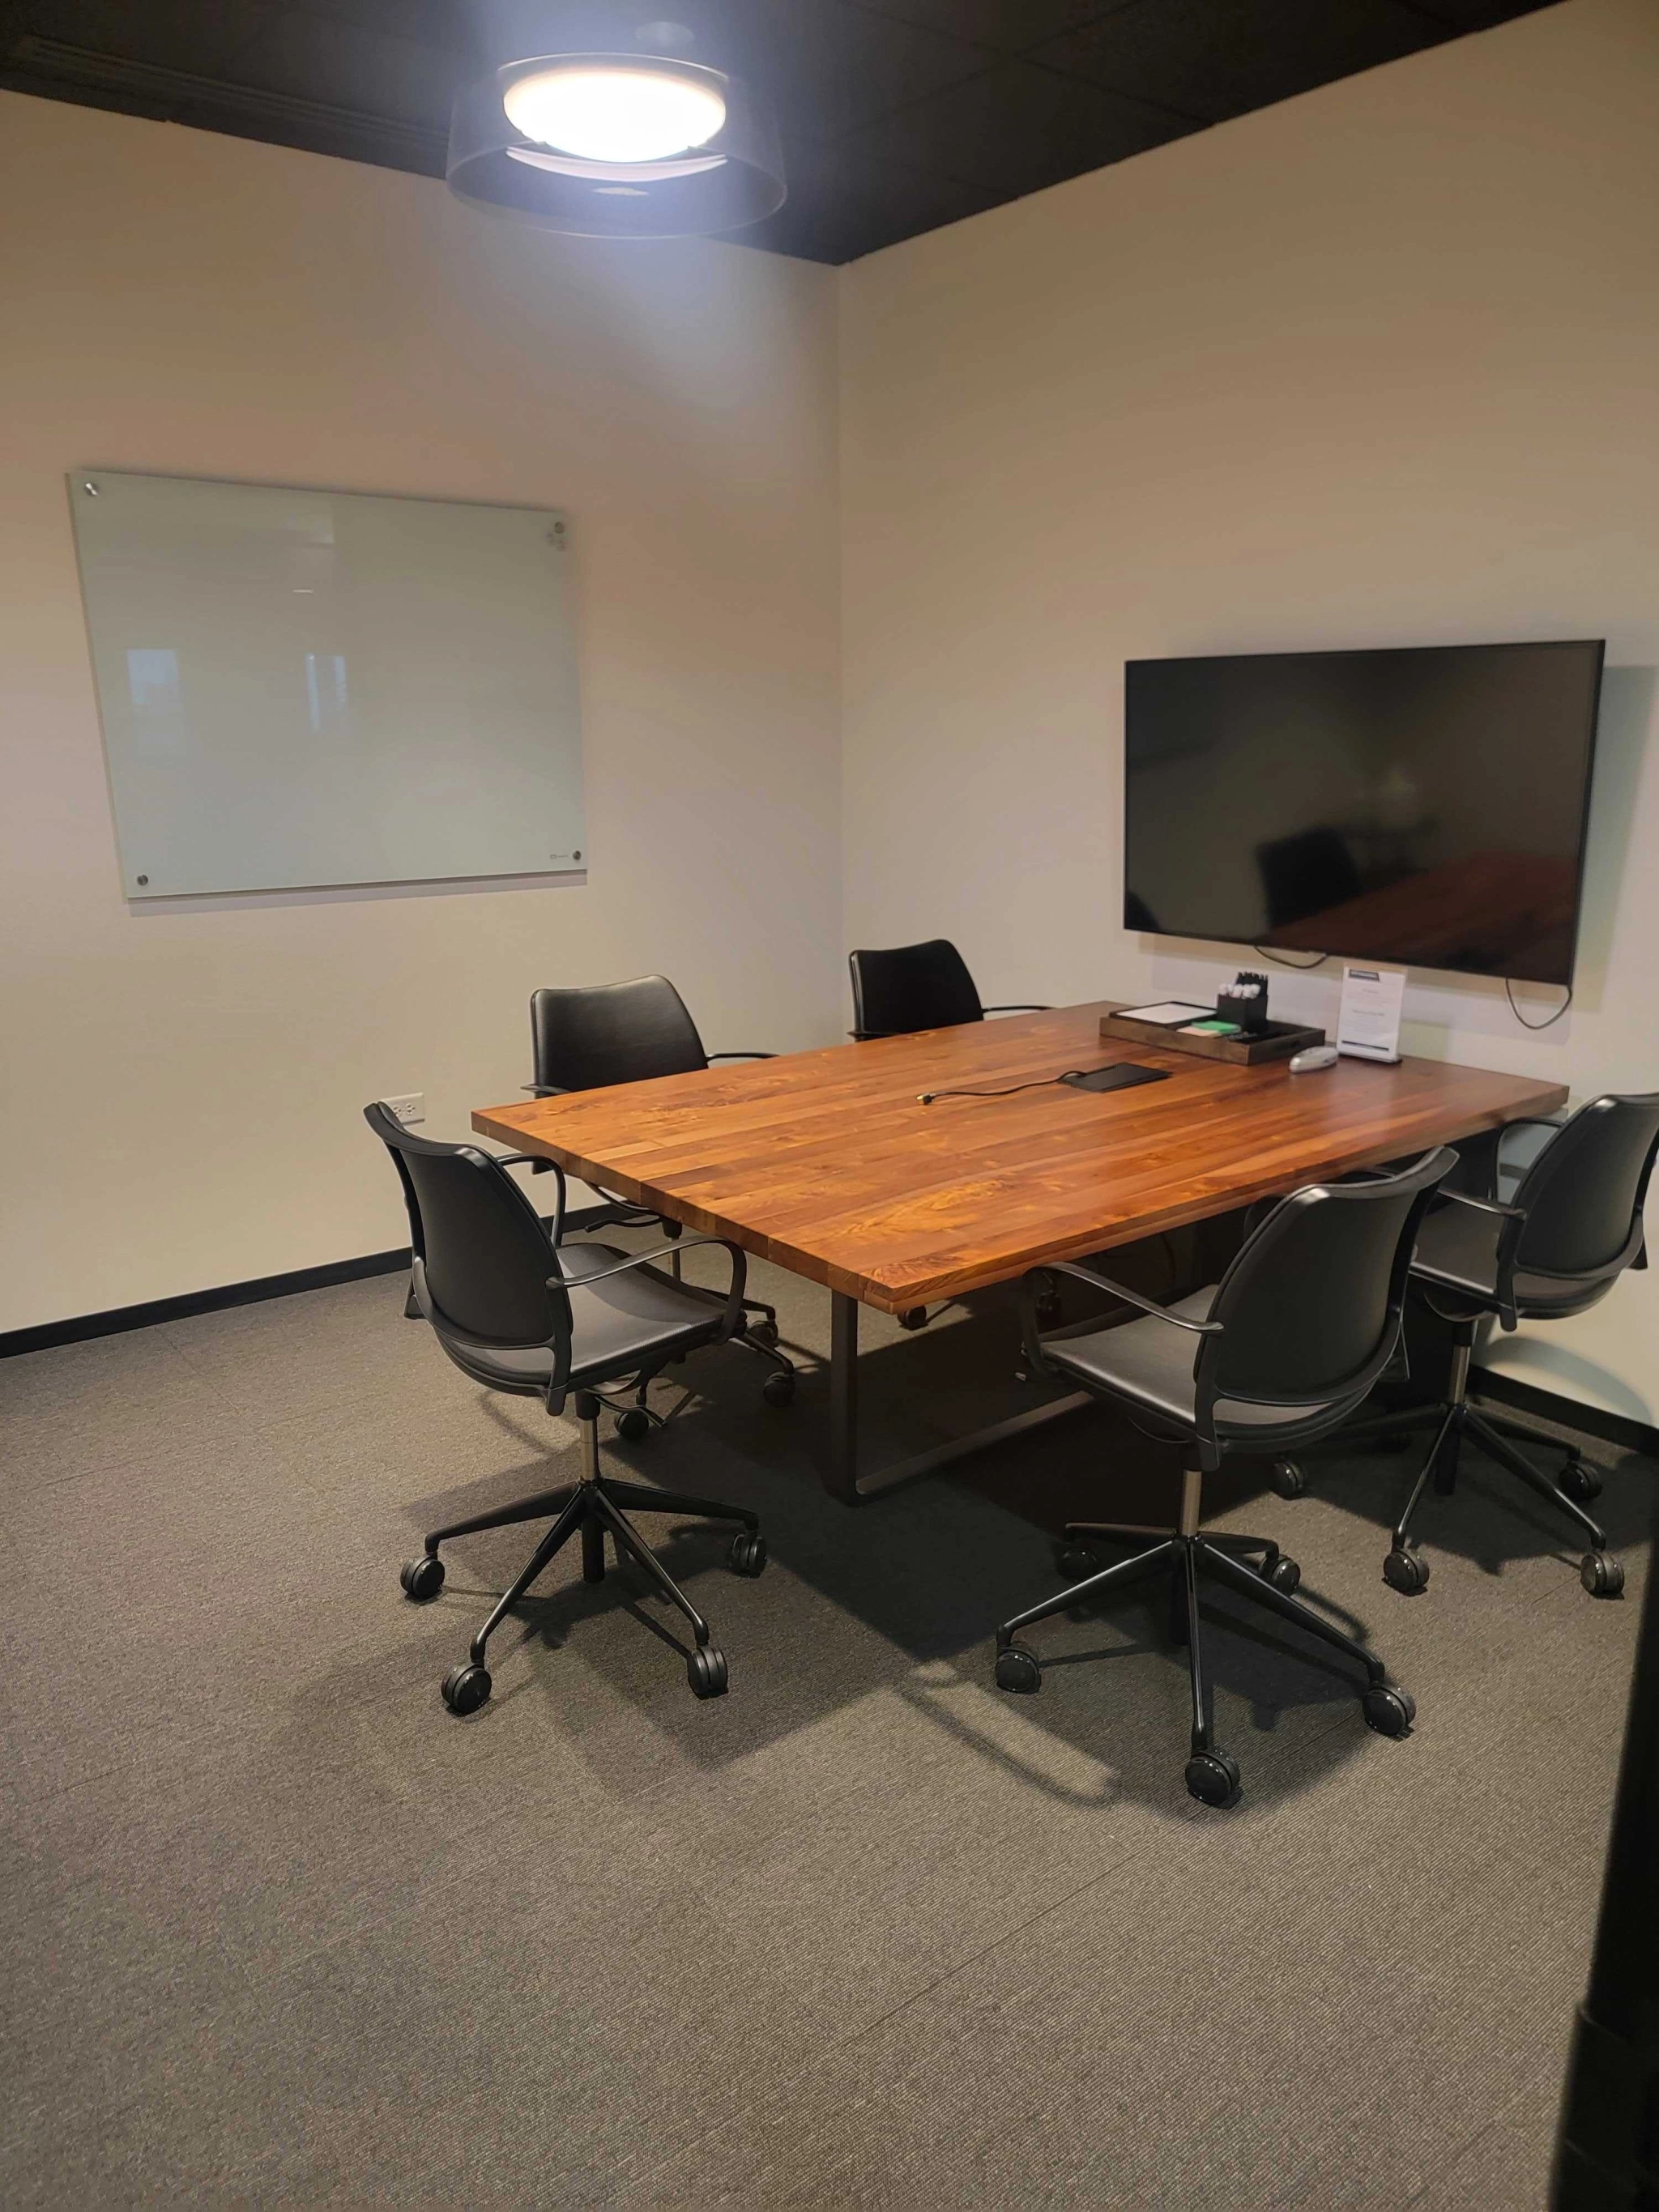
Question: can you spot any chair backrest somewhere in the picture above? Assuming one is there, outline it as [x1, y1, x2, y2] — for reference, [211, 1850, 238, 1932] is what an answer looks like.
[365, 1102, 569, 1352]
[848, 939, 983, 1038]
[1196, 1147, 1454, 1417]
[530, 976, 709, 1093]
[1510, 1093, 1659, 1281]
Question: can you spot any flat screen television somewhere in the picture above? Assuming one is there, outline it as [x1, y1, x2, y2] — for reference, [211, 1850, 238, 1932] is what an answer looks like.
[1124, 640, 1604, 987]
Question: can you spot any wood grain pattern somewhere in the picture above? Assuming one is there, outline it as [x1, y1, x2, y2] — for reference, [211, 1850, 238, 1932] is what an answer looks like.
[473, 1004, 1567, 1313]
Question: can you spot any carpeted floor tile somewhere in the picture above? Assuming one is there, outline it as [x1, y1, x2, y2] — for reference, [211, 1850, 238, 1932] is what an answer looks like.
[0, 1247, 1646, 2207]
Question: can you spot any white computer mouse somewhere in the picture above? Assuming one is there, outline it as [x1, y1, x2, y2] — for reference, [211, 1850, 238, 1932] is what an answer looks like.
[1288, 1045, 1340, 1073]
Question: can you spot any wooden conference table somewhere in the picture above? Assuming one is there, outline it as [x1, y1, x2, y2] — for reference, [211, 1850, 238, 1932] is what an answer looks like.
[473, 1004, 1566, 1507]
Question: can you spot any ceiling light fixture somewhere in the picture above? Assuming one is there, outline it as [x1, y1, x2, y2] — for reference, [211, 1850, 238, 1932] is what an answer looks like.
[503, 61, 726, 164]
[448, 47, 784, 239]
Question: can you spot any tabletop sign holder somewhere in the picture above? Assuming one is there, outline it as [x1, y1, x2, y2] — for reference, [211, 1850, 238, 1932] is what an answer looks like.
[1098, 1005, 1327, 1066]
[1337, 965, 1406, 1063]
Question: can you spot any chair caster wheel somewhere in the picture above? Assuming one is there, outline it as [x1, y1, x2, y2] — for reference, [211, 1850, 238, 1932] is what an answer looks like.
[1184, 1750, 1241, 1807]
[1057, 1542, 1100, 1579]
[1581, 1551, 1624, 1599]
[898, 1306, 928, 1332]
[1269, 1460, 1306, 1500]
[687, 1643, 728, 1698]
[728, 1531, 767, 1577]
[747, 1315, 779, 1347]
[1561, 1455, 1603, 1504]
[995, 1642, 1042, 1694]
[615, 1406, 653, 1443]
[1383, 1546, 1431, 1595]
[400, 1554, 445, 1602]
[1261, 1554, 1301, 1596]
[1362, 1682, 1416, 1737]
[761, 1369, 795, 1409]
[441, 1661, 491, 1715]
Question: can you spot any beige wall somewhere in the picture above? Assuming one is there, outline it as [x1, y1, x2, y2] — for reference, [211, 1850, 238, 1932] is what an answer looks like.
[0, 92, 842, 1334]
[839, 0, 1659, 1421]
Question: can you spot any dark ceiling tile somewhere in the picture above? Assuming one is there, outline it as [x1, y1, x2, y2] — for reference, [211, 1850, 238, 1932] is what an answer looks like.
[848, 0, 1128, 54]
[1393, 0, 1559, 24]
[844, 56, 1194, 202]
[463, 0, 741, 66]
[10, 0, 269, 70]
[739, 135, 1002, 261]
[230, 7, 463, 126]
[742, 1, 996, 146]
[1037, 0, 1444, 126]
[290, 0, 480, 56]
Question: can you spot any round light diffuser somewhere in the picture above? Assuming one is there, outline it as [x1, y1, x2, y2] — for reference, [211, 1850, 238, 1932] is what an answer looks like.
[448, 53, 785, 238]
[503, 60, 726, 164]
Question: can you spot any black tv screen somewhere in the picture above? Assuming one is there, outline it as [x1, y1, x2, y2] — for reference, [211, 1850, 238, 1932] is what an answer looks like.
[1124, 640, 1604, 987]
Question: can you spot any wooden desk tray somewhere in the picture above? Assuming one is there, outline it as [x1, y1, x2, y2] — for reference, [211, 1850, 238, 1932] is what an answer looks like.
[1099, 1009, 1326, 1064]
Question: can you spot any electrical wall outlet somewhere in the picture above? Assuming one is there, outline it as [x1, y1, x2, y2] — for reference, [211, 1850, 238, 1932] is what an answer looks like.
[384, 1093, 424, 1127]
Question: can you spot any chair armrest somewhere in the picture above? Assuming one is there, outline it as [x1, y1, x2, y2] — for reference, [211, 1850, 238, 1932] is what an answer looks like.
[983, 1004, 1052, 1014]
[1038, 1260, 1225, 1332]
[591, 1185, 662, 1219]
[1017, 1261, 1221, 1379]
[1437, 1187, 1527, 1330]
[707, 1051, 776, 1062]
[1499, 1114, 1568, 1136]
[522, 1083, 567, 1097]
[552, 1235, 748, 1340]
[557, 1190, 666, 1234]
[1439, 1188, 1526, 1221]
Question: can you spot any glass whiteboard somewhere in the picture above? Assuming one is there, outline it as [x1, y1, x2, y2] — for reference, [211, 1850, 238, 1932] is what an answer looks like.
[70, 471, 584, 897]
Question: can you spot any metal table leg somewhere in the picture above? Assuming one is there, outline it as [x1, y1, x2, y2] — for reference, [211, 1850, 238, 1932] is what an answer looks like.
[821, 1290, 1092, 1507]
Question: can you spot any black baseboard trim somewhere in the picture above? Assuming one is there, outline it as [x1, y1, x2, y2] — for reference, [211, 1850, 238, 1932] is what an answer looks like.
[1473, 1366, 1659, 1462]
[0, 1248, 412, 1360]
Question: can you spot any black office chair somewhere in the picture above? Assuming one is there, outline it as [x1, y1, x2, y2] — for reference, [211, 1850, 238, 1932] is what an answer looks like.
[526, 976, 795, 1426]
[1256, 826, 1364, 930]
[992, 1147, 1454, 1807]
[1304, 1093, 1659, 1603]
[366, 1103, 767, 1713]
[847, 938, 1050, 1041]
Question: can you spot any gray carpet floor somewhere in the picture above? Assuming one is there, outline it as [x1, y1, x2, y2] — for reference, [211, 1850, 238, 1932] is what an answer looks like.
[2, 1240, 1650, 2208]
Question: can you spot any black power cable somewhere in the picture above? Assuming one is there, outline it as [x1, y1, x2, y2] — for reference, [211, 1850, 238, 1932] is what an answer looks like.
[917, 1072, 1085, 1106]
[1506, 978, 1573, 1031]
[1253, 942, 1328, 970]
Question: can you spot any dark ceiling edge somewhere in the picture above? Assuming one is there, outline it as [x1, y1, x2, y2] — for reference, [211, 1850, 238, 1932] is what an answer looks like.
[821, 2, 1568, 267]
[0, 3, 1572, 268]
[2, 36, 448, 174]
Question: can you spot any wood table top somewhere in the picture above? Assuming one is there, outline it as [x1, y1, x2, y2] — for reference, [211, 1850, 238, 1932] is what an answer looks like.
[473, 1004, 1567, 1313]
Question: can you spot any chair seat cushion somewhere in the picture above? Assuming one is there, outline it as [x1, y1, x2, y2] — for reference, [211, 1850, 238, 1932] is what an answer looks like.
[1044, 1287, 1344, 1442]
[1410, 1203, 1590, 1315]
[447, 1242, 725, 1392]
